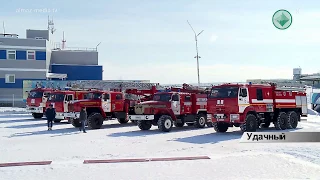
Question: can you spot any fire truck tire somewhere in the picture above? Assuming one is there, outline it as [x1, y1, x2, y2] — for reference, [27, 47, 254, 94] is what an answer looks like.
[32, 113, 43, 119]
[213, 123, 228, 132]
[240, 114, 258, 132]
[118, 118, 129, 124]
[54, 119, 61, 123]
[88, 113, 104, 129]
[174, 121, 184, 127]
[287, 111, 299, 129]
[194, 114, 206, 128]
[137, 120, 152, 130]
[158, 115, 173, 132]
[274, 112, 287, 130]
[186, 123, 194, 126]
[71, 118, 81, 128]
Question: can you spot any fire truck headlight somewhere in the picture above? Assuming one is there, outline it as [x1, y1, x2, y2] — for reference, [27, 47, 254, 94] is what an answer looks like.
[230, 114, 240, 121]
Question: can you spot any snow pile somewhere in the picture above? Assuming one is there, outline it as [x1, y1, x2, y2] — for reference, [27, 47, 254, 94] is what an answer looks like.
[0, 107, 29, 114]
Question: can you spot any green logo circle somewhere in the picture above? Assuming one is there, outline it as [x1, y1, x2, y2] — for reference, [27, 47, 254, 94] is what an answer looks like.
[272, 9, 292, 30]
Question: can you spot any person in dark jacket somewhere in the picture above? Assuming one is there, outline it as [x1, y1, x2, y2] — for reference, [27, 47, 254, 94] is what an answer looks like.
[79, 107, 87, 133]
[45, 104, 56, 130]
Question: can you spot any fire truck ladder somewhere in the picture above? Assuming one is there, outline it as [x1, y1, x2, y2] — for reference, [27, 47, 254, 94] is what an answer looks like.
[275, 86, 306, 91]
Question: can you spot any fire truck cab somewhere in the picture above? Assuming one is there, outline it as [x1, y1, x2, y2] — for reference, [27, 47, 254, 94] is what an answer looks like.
[46, 90, 87, 122]
[129, 84, 210, 132]
[207, 83, 308, 132]
[26, 88, 53, 119]
[65, 91, 126, 129]
[65, 87, 158, 129]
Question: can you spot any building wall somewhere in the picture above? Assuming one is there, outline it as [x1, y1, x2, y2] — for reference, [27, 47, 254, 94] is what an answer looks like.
[0, 37, 46, 48]
[50, 50, 98, 65]
[0, 37, 48, 107]
[26, 29, 49, 41]
[0, 88, 24, 107]
[51, 64, 102, 80]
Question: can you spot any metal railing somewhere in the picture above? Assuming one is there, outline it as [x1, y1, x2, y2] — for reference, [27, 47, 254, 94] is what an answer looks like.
[52, 42, 97, 51]
[0, 94, 25, 108]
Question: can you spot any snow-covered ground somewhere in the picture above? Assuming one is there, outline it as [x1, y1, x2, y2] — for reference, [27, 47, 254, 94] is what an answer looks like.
[0, 108, 320, 180]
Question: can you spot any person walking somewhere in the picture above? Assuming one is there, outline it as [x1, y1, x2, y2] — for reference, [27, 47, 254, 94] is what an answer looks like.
[45, 104, 56, 130]
[79, 107, 87, 133]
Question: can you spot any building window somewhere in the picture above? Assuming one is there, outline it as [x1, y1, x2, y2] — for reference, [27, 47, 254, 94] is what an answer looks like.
[27, 50, 35, 60]
[5, 74, 15, 83]
[7, 50, 16, 60]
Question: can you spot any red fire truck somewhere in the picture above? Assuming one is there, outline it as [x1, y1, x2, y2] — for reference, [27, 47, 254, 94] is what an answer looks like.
[26, 88, 54, 119]
[64, 86, 158, 129]
[128, 84, 211, 132]
[46, 89, 88, 123]
[206, 82, 308, 132]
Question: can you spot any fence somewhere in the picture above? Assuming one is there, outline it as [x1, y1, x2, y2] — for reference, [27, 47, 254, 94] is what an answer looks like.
[0, 94, 25, 108]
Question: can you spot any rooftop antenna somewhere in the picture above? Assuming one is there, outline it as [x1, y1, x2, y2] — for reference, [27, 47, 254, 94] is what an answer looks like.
[48, 15, 56, 34]
[2, 21, 5, 34]
[96, 42, 101, 51]
[62, 31, 66, 49]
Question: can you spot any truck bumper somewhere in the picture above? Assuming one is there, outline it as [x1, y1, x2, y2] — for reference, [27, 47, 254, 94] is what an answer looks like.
[207, 113, 241, 123]
[26, 106, 43, 114]
[55, 112, 65, 120]
[64, 112, 80, 119]
[128, 115, 154, 121]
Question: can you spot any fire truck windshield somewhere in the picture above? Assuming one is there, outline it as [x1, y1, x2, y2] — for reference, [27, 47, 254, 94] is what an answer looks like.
[28, 91, 43, 98]
[85, 92, 102, 99]
[153, 93, 171, 101]
[48, 93, 65, 102]
[209, 87, 239, 98]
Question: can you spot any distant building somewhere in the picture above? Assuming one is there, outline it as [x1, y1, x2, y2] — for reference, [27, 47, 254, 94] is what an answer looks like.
[246, 68, 320, 88]
[0, 28, 102, 107]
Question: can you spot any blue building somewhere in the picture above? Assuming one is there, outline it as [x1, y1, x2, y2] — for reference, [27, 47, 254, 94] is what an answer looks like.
[0, 29, 102, 107]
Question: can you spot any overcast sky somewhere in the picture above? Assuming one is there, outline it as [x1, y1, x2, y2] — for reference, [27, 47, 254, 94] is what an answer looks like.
[1, 0, 320, 84]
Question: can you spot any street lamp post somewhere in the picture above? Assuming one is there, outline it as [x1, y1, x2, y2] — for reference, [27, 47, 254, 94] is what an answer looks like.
[187, 20, 204, 88]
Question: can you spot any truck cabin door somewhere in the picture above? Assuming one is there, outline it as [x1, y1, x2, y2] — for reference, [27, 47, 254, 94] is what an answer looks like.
[171, 93, 181, 115]
[238, 87, 249, 113]
[114, 94, 124, 111]
[64, 94, 73, 112]
[183, 95, 192, 114]
[102, 93, 111, 112]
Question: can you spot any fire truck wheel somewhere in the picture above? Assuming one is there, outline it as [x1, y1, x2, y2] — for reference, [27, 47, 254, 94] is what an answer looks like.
[241, 114, 257, 132]
[174, 121, 184, 127]
[158, 115, 173, 132]
[54, 119, 61, 123]
[118, 118, 129, 124]
[32, 113, 43, 119]
[186, 123, 194, 126]
[137, 120, 152, 130]
[287, 111, 298, 129]
[213, 123, 228, 132]
[194, 114, 206, 128]
[274, 112, 287, 130]
[71, 118, 81, 128]
[88, 113, 104, 129]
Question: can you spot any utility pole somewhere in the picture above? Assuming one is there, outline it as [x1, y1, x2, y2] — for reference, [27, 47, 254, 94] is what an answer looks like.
[187, 20, 204, 88]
